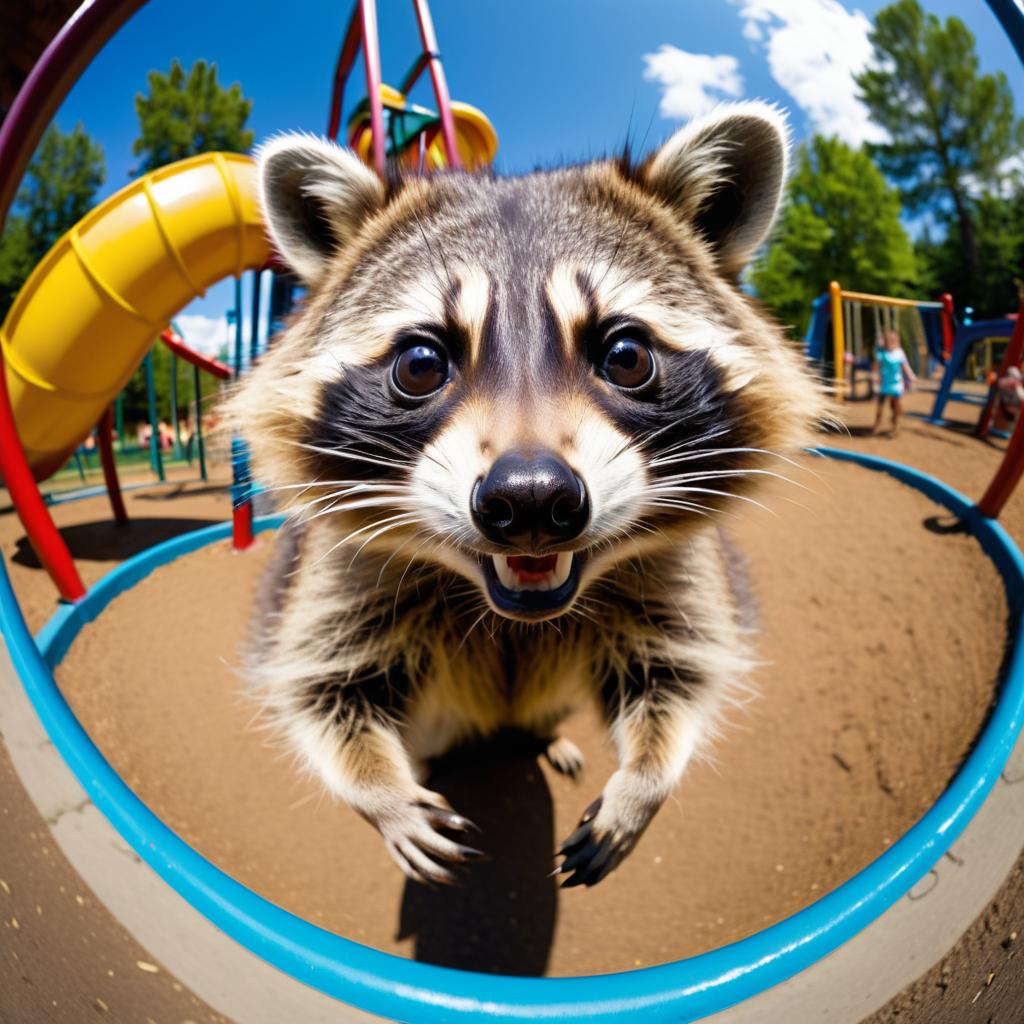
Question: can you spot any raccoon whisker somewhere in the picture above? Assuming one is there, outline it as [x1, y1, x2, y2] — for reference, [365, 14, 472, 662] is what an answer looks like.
[308, 512, 424, 570]
[391, 534, 451, 608]
[646, 468, 805, 491]
[298, 495, 413, 527]
[292, 434, 414, 469]
[653, 487, 776, 517]
[648, 445, 807, 471]
[408, 200, 454, 295]
[644, 499, 716, 518]
[285, 482, 414, 514]
[258, 478, 405, 496]
[346, 515, 430, 568]
[375, 531, 434, 589]
[290, 439, 413, 474]
[454, 606, 493, 655]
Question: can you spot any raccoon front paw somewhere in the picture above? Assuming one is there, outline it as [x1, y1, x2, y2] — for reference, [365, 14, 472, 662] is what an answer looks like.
[373, 788, 486, 887]
[544, 736, 585, 778]
[553, 770, 664, 888]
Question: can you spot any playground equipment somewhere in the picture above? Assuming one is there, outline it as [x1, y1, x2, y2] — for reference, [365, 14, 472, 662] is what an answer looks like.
[804, 282, 953, 400]
[929, 300, 1023, 433]
[348, 85, 498, 172]
[2, 0, 1024, 1021]
[0, 151, 264, 482]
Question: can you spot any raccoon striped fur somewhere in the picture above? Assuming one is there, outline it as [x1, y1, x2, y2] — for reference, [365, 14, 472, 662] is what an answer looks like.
[230, 102, 825, 888]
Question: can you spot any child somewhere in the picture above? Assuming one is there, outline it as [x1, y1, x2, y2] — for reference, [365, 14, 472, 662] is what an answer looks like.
[872, 329, 916, 437]
[997, 365, 1024, 427]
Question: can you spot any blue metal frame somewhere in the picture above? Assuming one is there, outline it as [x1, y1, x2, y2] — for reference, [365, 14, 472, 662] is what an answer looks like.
[0, 450, 1021, 1022]
[929, 319, 1016, 424]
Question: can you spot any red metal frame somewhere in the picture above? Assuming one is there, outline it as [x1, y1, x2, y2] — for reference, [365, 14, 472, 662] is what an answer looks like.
[979, 416, 1024, 518]
[0, 343, 86, 599]
[159, 329, 232, 380]
[97, 406, 128, 525]
[409, 0, 461, 168]
[0, 0, 145, 602]
[941, 293, 955, 362]
[976, 304, 1024, 515]
[327, 0, 461, 170]
[232, 504, 255, 551]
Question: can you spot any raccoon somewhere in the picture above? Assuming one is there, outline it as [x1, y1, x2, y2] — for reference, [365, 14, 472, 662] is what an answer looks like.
[231, 102, 824, 889]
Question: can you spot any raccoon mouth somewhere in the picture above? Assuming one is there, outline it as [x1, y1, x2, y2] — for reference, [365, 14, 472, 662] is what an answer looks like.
[484, 552, 581, 619]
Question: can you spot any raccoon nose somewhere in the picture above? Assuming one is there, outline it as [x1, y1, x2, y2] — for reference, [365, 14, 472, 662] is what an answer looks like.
[472, 450, 589, 549]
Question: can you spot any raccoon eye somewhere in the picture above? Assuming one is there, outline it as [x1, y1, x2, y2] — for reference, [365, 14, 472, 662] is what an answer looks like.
[392, 341, 449, 398]
[601, 336, 655, 391]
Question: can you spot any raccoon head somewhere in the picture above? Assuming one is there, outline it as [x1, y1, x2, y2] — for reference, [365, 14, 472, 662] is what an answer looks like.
[236, 104, 823, 623]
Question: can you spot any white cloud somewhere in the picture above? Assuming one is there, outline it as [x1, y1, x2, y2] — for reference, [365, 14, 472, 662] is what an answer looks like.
[742, 19, 764, 42]
[643, 46, 744, 120]
[733, 0, 886, 147]
[173, 313, 231, 357]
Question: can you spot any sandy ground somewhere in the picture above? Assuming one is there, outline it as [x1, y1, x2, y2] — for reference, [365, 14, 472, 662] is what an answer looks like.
[2, 384, 1023, 1017]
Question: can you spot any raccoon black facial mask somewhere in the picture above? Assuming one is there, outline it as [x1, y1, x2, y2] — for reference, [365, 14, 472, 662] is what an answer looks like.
[233, 105, 824, 889]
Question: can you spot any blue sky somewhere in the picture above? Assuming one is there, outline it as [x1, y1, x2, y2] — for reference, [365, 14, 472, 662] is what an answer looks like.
[35, 0, 1024, 353]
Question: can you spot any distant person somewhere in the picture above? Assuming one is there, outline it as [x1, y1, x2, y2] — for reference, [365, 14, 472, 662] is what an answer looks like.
[872, 330, 917, 438]
[997, 366, 1024, 425]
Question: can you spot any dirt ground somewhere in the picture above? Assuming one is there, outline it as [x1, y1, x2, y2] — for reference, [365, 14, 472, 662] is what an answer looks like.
[2, 384, 1024, 1017]
[0, 740, 229, 1024]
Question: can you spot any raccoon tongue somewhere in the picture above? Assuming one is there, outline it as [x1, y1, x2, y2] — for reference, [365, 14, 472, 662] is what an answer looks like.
[507, 554, 558, 583]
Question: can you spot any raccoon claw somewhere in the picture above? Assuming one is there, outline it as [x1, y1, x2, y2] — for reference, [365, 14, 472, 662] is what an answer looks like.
[378, 792, 487, 887]
[544, 736, 585, 778]
[556, 796, 603, 856]
[421, 805, 481, 835]
[559, 833, 620, 888]
[554, 774, 659, 887]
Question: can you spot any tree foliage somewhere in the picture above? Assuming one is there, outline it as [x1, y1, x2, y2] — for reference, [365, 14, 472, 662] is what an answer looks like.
[0, 123, 105, 315]
[132, 59, 254, 174]
[751, 135, 916, 336]
[855, 0, 1024, 298]
[119, 335, 226, 427]
[915, 192, 1024, 319]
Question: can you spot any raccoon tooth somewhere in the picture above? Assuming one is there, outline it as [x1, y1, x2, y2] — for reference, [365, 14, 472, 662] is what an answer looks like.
[551, 551, 573, 588]
[492, 555, 520, 591]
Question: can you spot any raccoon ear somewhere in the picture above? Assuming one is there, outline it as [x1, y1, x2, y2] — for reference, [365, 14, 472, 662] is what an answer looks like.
[257, 133, 385, 285]
[642, 102, 789, 275]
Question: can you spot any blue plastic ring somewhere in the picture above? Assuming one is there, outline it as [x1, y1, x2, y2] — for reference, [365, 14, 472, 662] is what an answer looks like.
[0, 449, 1021, 1022]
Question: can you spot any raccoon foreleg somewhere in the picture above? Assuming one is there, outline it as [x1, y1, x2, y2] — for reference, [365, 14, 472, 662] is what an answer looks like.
[292, 678, 485, 886]
[555, 664, 713, 888]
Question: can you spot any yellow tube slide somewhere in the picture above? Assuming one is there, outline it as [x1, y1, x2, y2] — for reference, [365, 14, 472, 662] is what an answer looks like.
[0, 152, 269, 481]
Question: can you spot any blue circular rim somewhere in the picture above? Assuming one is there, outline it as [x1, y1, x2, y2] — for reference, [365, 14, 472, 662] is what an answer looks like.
[0, 448, 1021, 1023]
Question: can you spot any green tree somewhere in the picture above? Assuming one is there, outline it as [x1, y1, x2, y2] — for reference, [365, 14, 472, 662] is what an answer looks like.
[0, 123, 105, 315]
[751, 135, 917, 336]
[119, 338, 223, 429]
[916, 191, 1024, 319]
[132, 59, 254, 174]
[855, 0, 1024, 299]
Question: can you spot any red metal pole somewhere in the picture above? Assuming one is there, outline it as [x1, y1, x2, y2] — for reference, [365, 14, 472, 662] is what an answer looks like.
[0, 351, 85, 600]
[232, 503, 254, 551]
[0, 0, 144, 603]
[160, 328, 231, 380]
[327, 2, 363, 142]
[359, 0, 387, 174]
[941, 293, 955, 362]
[978, 413, 1024, 518]
[410, 0, 462, 169]
[97, 405, 128, 525]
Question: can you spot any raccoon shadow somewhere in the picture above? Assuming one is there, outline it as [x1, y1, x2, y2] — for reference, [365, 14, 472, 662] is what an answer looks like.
[397, 730, 557, 975]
